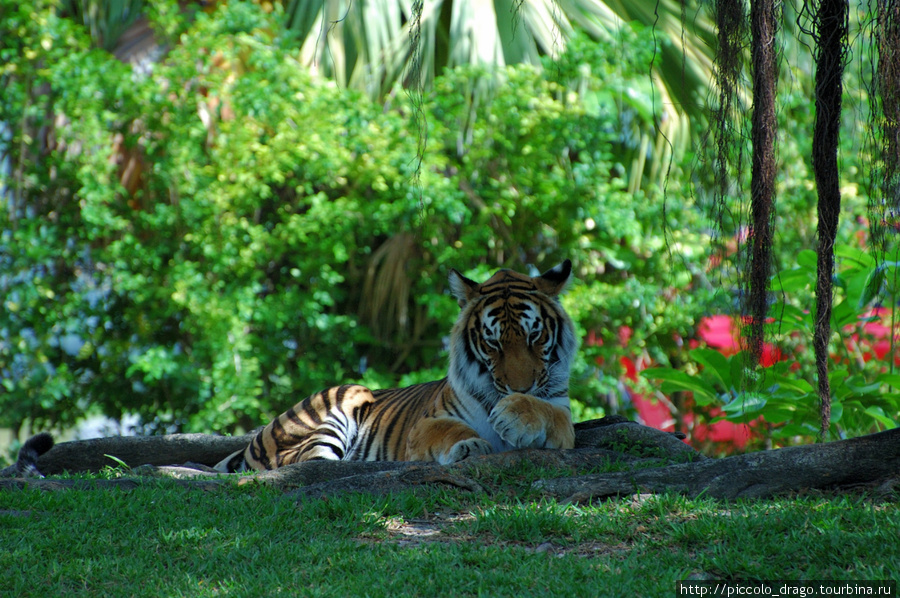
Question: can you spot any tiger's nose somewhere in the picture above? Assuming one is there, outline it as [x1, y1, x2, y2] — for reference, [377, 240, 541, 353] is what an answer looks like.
[504, 372, 538, 394]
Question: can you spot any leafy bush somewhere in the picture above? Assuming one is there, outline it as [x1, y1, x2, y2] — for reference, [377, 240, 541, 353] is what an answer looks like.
[1, 2, 714, 439]
[643, 245, 900, 445]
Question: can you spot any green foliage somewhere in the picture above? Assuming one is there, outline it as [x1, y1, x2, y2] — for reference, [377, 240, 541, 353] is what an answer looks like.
[647, 11, 891, 449]
[642, 245, 900, 444]
[0, 2, 713, 435]
[768, 245, 900, 436]
[0, 0, 109, 430]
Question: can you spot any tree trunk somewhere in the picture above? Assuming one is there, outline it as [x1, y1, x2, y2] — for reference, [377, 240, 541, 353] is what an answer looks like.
[28, 418, 690, 475]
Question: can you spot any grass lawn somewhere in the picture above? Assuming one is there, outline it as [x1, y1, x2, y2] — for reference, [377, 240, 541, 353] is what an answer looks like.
[1, 461, 898, 598]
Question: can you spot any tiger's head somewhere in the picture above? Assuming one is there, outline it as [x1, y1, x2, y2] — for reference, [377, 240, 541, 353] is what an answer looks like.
[447, 260, 577, 409]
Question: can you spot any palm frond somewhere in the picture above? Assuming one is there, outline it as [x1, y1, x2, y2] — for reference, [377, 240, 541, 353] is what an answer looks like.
[60, 0, 145, 52]
[63, 0, 718, 189]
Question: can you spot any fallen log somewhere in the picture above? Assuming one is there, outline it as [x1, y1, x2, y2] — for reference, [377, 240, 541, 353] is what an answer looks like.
[10, 419, 895, 502]
[534, 427, 900, 502]
[6, 417, 687, 494]
[252, 419, 700, 494]
[34, 432, 257, 475]
[282, 447, 656, 498]
[29, 416, 682, 475]
[2, 447, 646, 494]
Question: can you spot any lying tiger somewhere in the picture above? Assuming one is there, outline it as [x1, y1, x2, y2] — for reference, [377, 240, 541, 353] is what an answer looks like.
[215, 260, 577, 472]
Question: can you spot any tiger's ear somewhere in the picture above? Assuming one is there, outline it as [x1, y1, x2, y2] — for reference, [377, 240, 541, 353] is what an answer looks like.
[448, 269, 479, 307]
[534, 259, 572, 296]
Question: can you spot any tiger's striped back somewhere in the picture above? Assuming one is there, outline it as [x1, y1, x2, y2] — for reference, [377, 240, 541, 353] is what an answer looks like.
[238, 381, 448, 468]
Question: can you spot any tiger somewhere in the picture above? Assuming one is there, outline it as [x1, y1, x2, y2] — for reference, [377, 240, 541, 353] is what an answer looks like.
[215, 260, 577, 472]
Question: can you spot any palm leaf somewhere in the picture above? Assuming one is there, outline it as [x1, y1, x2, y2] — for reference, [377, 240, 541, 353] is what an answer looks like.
[60, 0, 145, 52]
[65, 0, 717, 189]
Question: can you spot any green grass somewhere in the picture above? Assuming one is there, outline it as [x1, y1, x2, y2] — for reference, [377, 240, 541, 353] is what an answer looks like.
[1, 468, 898, 598]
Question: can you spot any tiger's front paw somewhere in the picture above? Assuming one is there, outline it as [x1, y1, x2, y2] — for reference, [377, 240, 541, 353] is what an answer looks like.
[488, 393, 575, 450]
[441, 437, 494, 464]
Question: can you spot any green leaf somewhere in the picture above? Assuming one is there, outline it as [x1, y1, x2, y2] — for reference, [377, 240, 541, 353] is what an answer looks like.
[834, 244, 876, 268]
[797, 249, 818, 270]
[779, 303, 811, 324]
[830, 299, 859, 330]
[721, 392, 767, 422]
[876, 374, 900, 390]
[689, 347, 732, 389]
[775, 267, 813, 294]
[770, 375, 814, 396]
[844, 375, 882, 396]
[829, 401, 843, 423]
[772, 422, 819, 438]
[859, 265, 885, 308]
[864, 406, 898, 429]
[760, 406, 797, 424]
[104, 454, 131, 470]
[640, 367, 718, 405]
[729, 353, 751, 391]
[828, 368, 850, 388]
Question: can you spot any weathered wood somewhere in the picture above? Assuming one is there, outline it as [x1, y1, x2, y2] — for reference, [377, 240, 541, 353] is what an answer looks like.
[35, 432, 257, 475]
[534, 427, 900, 502]
[30, 416, 676, 475]
[9, 419, 895, 502]
[283, 447, 653, 498]
[573, 420, 704, 461]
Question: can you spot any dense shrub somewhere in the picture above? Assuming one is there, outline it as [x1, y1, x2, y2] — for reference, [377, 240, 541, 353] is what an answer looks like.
[1, 2, 713, 436]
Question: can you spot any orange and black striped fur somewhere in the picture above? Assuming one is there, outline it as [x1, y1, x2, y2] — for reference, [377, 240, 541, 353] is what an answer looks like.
[215, 260, 577, 471]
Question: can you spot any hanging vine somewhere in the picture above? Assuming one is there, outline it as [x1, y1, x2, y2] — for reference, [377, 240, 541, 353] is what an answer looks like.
[807, 0, 849, 438]
[746, 0, 779, 369]
[407, 0, 427, 203]
[706, 0, 753, 361]
[869, 0, 900, 258]
[709, 0, 779, 372]
[710, 0, 748, 244]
